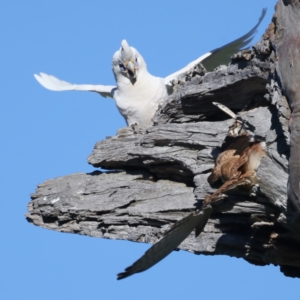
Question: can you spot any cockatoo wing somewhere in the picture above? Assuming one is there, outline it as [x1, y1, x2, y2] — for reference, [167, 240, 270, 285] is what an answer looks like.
[117, 205, 212, 280]
[200, 8, 267, 71]
[164, 8, 267, 85]
[34, 72, 116, 98]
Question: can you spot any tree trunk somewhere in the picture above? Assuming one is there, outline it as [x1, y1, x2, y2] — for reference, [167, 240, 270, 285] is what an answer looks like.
[26, 0, 300, 278]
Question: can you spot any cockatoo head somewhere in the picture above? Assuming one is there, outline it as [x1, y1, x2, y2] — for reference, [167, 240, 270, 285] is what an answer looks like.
[112, 40, 147, 85]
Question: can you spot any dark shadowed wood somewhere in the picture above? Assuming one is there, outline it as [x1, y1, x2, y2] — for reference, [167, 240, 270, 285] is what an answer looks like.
[27, 1, 300, 279]
[273, 0, 300, 214]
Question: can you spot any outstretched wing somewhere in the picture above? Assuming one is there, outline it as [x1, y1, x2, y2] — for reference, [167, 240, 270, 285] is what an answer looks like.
[201, 8, 267, 71]
[34, 72, 116, 98]
[164, 8, 267, 85]
[117, 206, 212, 280]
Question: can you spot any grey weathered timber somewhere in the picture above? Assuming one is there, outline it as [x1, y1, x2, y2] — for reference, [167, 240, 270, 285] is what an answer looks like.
[27, 1, 300, 278]
[273, 0, 300, 214]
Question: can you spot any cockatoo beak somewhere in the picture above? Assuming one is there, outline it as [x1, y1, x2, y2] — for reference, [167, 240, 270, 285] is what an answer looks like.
[126, 61, 137, 79]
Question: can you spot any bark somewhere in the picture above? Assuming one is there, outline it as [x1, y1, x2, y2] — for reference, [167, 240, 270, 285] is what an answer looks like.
[273, 0, 300, 214]
[27, 1, 300, 278]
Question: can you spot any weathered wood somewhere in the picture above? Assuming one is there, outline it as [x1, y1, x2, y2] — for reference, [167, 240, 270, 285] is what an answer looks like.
[27, 171, 197, 240]
[273, 0, 300, 214]
[27, 1, 300, 278]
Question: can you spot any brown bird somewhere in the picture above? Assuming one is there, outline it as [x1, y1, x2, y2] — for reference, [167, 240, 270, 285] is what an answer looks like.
[117, 103, 265, 280]
[204, 132, 266, 206]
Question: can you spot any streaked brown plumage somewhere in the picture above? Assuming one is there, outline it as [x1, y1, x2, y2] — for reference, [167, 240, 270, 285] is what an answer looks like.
[204, 132, 265, 206]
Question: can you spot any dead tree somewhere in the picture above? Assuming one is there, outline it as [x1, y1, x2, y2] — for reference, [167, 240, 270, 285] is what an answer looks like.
[26, 0, 300, 278]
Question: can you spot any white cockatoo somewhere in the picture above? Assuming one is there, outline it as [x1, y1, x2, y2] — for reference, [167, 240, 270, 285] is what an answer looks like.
[34, 9, 266, 127]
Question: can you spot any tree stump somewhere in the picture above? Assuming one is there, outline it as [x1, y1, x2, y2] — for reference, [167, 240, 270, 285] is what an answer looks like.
[26, 0, 300, 278]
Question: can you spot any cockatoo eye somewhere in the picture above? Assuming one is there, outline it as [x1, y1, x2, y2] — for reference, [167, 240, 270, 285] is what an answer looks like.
[119, 64, 126, 72]
[135, 58, 138, 67]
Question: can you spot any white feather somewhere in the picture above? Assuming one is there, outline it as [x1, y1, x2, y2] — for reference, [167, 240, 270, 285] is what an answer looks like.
[34, 9, 266, 127]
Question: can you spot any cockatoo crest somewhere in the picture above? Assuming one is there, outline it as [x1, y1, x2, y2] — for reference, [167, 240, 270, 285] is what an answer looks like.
[112, 40, 144, 84]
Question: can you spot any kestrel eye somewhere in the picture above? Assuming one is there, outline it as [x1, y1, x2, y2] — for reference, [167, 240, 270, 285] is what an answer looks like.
[119, 64, 126, 72]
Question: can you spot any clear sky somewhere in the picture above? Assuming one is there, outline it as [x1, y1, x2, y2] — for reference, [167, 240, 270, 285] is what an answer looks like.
[2, 1, 298, 299]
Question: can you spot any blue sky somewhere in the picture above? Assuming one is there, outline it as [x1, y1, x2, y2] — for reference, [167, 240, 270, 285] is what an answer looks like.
[2, 1, 298, 299]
